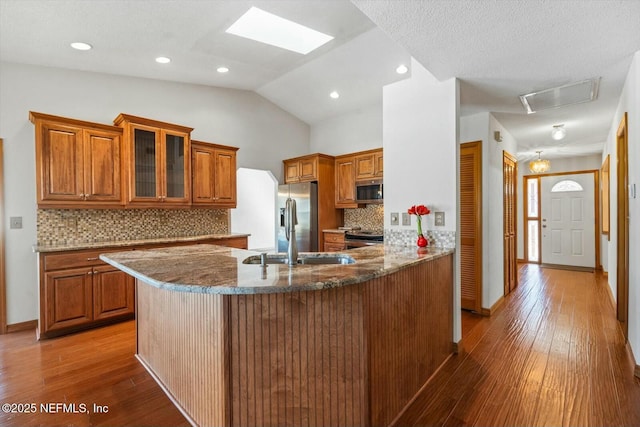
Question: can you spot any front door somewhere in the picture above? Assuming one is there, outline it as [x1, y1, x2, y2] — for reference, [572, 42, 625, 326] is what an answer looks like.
[541, 173, 595, 268]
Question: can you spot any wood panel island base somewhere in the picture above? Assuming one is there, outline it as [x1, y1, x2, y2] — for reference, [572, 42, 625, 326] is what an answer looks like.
[101, 244, 454, 427]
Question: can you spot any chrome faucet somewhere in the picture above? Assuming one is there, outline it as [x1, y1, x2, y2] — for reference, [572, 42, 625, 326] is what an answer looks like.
[284, 197, 298, 266]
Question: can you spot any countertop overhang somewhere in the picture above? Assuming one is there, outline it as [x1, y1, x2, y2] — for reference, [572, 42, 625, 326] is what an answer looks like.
[100, 244, 454, 295]
[33, 233, 251, 253]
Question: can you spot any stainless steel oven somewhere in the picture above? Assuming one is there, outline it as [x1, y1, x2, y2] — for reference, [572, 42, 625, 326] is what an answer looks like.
[344, 230, 384, 249]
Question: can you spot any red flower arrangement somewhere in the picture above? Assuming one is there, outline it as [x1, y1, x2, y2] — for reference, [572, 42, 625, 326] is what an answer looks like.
[407, 204, 431, 247]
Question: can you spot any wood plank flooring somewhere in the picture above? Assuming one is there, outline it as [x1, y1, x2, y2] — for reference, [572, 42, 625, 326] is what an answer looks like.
[0, 263, 638, 426]
[395, 263, 640, 427]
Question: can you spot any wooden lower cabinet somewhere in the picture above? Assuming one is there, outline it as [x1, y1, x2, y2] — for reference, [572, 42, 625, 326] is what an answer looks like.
[40, 259, 135, 338]
[43, 267, 94, 333]
[93, 265, 135, 320]
[323, 231, 346, 252]
[39, 236, 248, 338]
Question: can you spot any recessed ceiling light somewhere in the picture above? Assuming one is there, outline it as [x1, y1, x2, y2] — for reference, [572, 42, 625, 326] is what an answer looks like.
[70, 42, 92, 51]
[155, 56, 171, 64]
[226, 6, 334, 55]
[329, 91, 340, 99]
[217, 67, 229, 73]
[396, 64, 408, 74]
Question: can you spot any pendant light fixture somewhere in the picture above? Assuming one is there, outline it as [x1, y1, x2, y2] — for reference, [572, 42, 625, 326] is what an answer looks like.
[529, 151, 550, 173]
[551, 124, 566, 140]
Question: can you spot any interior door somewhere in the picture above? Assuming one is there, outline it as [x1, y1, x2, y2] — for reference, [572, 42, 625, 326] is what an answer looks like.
[616, 113, 629, 341]
[460, 141, 482, 312]
[541, 173, 595, 268]
[503, 151, 517, 295]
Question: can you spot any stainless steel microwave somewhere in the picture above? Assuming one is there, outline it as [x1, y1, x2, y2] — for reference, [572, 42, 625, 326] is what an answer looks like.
[356, 179, 383, 203]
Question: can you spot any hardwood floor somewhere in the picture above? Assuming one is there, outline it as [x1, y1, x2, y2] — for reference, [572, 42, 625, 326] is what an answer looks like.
[0, 321, 189, 427]
[395, 263, 640, 427]
[0, 263, 638, 426]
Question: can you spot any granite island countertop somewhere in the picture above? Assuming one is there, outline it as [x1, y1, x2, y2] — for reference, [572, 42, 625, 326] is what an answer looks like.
[33, 233, 251, 253]
[100, 244, 454, 295]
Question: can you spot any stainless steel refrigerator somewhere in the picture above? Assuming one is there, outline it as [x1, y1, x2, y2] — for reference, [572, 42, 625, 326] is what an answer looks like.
[277, 182, 318, 252]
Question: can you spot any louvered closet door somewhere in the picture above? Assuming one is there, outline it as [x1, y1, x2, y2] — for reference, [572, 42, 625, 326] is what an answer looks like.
[503, 151, 518, 295]
[460, 142, 482, 312]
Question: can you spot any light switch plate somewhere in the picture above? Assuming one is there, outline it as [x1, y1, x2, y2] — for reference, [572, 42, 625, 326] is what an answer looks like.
[390, 212, 399, 226]
[402, 212, 411, 226]
[434, 211, 445, 227]
[10, 216, 23, 229]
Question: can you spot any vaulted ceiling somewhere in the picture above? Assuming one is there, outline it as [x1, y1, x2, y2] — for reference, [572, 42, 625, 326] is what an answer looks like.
[1, 0, 639, 161]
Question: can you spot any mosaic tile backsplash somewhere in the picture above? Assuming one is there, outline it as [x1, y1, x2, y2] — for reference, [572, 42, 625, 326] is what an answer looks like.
[37, 208, 229, 245]
[384, 229, 456, 249]
[344, 204, 384, 231]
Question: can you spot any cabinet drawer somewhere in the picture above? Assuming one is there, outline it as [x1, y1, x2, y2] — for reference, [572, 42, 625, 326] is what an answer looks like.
[324, 233, 345, 244]
[324, 243, 346, 252]
[43, 248, 130, 271]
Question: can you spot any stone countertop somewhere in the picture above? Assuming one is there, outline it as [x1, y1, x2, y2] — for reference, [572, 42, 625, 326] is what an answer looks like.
[322, 229, 347, 233]
[33, 233, 251, 253]
[100, 244, 454, 295]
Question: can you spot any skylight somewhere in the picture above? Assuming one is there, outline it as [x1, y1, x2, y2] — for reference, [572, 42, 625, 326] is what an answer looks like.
[226, 7, 334, 55]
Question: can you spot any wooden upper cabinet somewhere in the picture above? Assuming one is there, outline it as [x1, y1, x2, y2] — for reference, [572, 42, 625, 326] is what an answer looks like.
[191, 141, 238, 207]
[115, 114, 192, 207]
[335, 155, 357, 207]
[283, 155, 318, 183]
[30, 111, 123, 208]
[355, 149, 383, 180]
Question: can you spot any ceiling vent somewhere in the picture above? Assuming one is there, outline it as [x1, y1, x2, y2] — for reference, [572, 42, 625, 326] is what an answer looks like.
[519, 78, 600, 114]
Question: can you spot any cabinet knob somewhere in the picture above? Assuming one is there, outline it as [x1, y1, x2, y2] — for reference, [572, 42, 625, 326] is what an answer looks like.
[86, 271, 93, 275]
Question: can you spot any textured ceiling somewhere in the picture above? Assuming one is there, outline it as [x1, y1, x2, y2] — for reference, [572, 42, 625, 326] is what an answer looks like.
[1, 0, 639, 160]
[352, 0, 640, 160]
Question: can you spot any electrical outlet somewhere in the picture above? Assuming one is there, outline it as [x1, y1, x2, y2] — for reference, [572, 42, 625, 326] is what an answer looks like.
[402, 212, 411, 226]
[434, 211, 445, 227]
[10, 216, 23, 229]
[390, 212, 399, 226]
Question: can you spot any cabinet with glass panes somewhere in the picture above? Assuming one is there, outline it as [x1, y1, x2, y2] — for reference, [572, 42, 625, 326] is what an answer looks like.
[114, 114, 192, 207]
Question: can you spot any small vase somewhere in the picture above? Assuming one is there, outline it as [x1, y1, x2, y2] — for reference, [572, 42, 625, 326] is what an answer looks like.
[416, 216, 428, 247]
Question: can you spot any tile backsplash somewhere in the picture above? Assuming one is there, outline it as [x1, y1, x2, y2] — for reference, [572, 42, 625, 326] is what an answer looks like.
[384, 229, 456, 249]
[37, 208, 229, 245]
[343, 204, 384, 231]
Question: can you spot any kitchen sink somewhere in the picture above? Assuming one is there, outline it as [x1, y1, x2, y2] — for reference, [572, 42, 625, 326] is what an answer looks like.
[242, 253, 356, 265]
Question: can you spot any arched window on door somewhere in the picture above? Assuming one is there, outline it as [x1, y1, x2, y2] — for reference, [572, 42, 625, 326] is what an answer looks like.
[551, 180, 584, 192]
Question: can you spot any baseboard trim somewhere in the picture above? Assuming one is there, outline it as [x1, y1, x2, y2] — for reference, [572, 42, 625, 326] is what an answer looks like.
[481, 296, 505, 317]
[517, 258, 525, 263]
[6, 319, 37, 333]
[452, 340, 460, 354]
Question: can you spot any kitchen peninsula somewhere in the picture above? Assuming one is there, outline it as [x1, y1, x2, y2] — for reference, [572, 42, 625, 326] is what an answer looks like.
[101, 244, 454, 427]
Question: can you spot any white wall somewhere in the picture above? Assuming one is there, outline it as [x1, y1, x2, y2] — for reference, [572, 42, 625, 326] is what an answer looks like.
[231, 168, 278, 251]
[603, 50, 640, 362]
[0, 61, 310, 325]
[310, 104, 382, 155]
[383, 57, 460, 340]
[459, 113, 518, 310]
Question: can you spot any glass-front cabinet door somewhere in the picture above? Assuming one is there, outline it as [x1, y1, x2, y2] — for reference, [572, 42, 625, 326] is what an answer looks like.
[162, 130, 189, 203]
[115, 114, 192, 206]
[133, 127, 159, 200]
